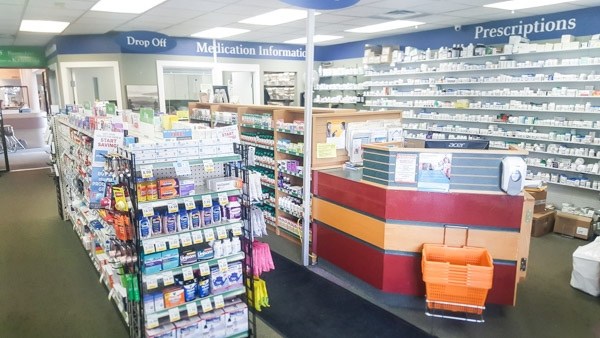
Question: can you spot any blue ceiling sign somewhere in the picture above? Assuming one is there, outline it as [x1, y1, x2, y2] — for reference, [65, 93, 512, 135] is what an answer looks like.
[116, 31, 177, 53]
[280, 0, 359, 10]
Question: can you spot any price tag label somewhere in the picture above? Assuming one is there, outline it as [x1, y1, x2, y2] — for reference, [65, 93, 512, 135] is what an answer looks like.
[213, 295, 225, 309]
[200, 298, 213, 313]
[168, 236, 180, 249]
[154, 240, 167, 252]
[203, 159, 215, 173]
[186, 303, 198, 316]
[147, 315, 159, 329]
[199, 262, 210, 276]
[232, 223, 242, 236]
[167, 201, 179, 213]
[143, 242, 156, 254]
[140, 165, 154, 179]
[216, 227, 227, 240]
[202, 195, 213, 208]
[182, 266, 194, 281]
[203, 229, 215, 242]
[218, 192, 229, 206]
[218, 259, 229, 273]
[174, 160, 192, 176]
[192, 231, 204, 244]
[169, 308, 180, 322]
[146, 276, 158, 290]
[180, 233, 192, 247]
[162, 271, 174, 286]
[184, 197, 196, 210]
[142, 205, 154, 217]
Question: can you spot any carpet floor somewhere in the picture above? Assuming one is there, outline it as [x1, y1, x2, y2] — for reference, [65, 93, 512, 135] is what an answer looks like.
[257, 252, 434, 338]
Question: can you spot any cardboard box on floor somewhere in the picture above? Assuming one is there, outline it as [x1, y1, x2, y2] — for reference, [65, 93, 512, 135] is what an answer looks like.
[525, 187, 547, 213]
[531, 210, 555, 237]
[553, 211, 593, 240]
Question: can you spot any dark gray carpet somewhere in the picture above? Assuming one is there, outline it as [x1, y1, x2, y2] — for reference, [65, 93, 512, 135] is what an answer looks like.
[0, 170, 128, 338]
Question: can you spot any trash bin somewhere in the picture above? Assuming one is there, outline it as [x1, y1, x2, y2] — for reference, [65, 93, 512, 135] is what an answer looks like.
[570, 237, 600, 297]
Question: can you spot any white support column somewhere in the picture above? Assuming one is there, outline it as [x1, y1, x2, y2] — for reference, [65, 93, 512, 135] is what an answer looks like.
[301, 9, 316, 266]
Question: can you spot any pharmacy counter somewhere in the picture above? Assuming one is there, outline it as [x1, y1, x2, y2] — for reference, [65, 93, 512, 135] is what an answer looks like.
[311, 142, 533, 306]
[2, 111, 48, 148]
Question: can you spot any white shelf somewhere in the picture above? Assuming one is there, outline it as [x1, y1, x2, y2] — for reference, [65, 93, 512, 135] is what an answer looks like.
[528, 149, 600, 161]
[365, 94, 600, 99]
[403, 127, 600, 146]
[545, 180, 600, 191]
[402, 116, 600, 131]
[367, 78, 600, 86]
[366, 104, 600, 115]
[527, 164, 600, 177]
[137, 188, 241, 209]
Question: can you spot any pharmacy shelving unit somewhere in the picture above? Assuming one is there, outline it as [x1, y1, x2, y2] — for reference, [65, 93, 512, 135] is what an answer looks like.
[189, 103, 239, 128]
[314, 65, 366, 109]
[52, 116, 142, 337]
[264, 71, 296, 106]
[121, 137, 253, 337]
[364, 42, 600, 198]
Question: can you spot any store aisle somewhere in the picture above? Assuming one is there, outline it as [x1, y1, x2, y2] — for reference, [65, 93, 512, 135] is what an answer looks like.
[0, 169, 128, 338]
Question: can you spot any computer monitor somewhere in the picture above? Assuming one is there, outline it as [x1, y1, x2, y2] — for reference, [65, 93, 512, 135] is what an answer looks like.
[424, 140, 490, 150]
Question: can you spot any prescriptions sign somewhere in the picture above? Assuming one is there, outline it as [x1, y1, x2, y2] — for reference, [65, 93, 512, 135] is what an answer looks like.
[117, 31, 177, 53]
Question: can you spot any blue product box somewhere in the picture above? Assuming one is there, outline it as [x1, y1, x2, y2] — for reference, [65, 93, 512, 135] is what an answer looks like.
[143, 252, 163, 274]
[161, 249, 180, 270]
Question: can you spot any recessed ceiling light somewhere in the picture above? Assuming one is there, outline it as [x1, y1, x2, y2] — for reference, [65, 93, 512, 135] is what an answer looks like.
[284, 35, 343, 44]
[19, 20, 70, 33]
[91, 0, 167, 14]
[191, 27, 250, 39]
[239, 9, 321, 26]
[484, 0, 576, 10]
[346, 20, 425, 33]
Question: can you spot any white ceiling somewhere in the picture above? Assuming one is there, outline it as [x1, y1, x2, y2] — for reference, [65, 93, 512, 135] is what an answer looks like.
[1, 0, 600, 47]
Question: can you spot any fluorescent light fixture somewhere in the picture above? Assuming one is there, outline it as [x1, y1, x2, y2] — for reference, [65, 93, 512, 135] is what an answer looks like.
[191, 27, 250, 39]
[19, 20, 70, 33]
[346, 20, 425, 33]
[91, 0, 167, 14]
[484, 0, 576, 10]
[284, 35, 343, 44]
[239, 9, 320, 26]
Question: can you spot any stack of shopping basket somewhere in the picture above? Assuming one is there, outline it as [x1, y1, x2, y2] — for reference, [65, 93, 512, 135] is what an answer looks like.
[422, 228, 494, 322]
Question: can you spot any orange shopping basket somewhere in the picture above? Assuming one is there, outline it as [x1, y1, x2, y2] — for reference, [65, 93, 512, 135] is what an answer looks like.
[422, 226, 493, 322]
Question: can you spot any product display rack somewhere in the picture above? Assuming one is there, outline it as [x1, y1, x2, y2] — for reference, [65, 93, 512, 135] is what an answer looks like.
[314, 65, 366, 108]
[52, 116, 142, 337]
[263, 71, 296, 106]
[364, 39, 600, 194]
[122, 138, 253, 337]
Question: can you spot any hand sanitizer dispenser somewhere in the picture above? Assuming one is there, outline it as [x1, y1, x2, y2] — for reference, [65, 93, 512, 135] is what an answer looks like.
[501, 157, 526, 196]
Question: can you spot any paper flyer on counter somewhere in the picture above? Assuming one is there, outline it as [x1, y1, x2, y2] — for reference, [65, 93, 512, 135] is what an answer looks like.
[417, 153, 452, 192]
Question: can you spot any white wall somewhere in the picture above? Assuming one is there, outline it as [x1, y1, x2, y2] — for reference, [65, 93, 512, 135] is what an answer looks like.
[71, 67, 117, 104]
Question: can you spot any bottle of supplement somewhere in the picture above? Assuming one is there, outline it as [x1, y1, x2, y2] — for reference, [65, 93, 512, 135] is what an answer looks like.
[146, 180, 158, 201]
[226, 196, 241, 220]
[136, 178, 147, 202]
[212, 200, 222, 223]
[139, 216, 151, 239]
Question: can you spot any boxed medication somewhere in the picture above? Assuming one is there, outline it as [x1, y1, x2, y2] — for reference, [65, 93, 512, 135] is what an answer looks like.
[531, 210, 555, 237]
[146, 323, 176, 338]
[553, 211, 593, 240]
[525, 187, 547, 213]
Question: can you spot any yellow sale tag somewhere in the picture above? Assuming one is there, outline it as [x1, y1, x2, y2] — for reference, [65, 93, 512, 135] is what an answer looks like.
[142, 205, 154, 217]
[218, 193, 228, 206]
[147, 315, 159, 329]
[218, 259, 228, 273]
[216, 227, 227, 240]
[200, 298, 213, 313]
[213, 295, 225, 309]
[140, 165, 153, 179]
[199, 262, 210, 276]
[169, 308, 180, 322]
[192, 231, 203, 244]
[203, 229, 215, 242]
[202, 195, 213, 208]
[167, 201, 179, 213]
[184, 197, 196, 210]
[186, 303, 198, 316]
[203, 159, 215, 173]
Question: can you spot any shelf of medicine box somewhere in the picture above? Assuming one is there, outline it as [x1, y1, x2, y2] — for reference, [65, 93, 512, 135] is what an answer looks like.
[371, 46, 600, 66]
[261, 181, 276, 190]
[279, 168, 303, 178]
[212, 119, 237, 126]
[278, 206, 303, 219]
[401, 116, 600, 132]
[133, 154, 241, 168]
[365, 104, 600, 115]
[261, 199, 276, 209]
[136, 188, 241, 209]
[240, 141, 274, 151]
[142, 252, 245, 290]
[368, 78, 600, 87]
[527, 164, 600, 177]
[528, 149, 600, 161]
[190, 116, 212, 123]
[146, 286, 246, 323]
[57, 118, 95, 138]
[278, 187, 303, 199]
[141, 218, 243, 242]
[276, 148, 304, 157]
[364, 63, 600, 77]
[255, 161, 276, 170]
[264, 84, 295, 87]
[363, 93, 600, 99]
[240, 123, 274, 131]
[544, 180, 600, 192]
[402, 127, 600, 146]
[276, 127, 303, 136]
